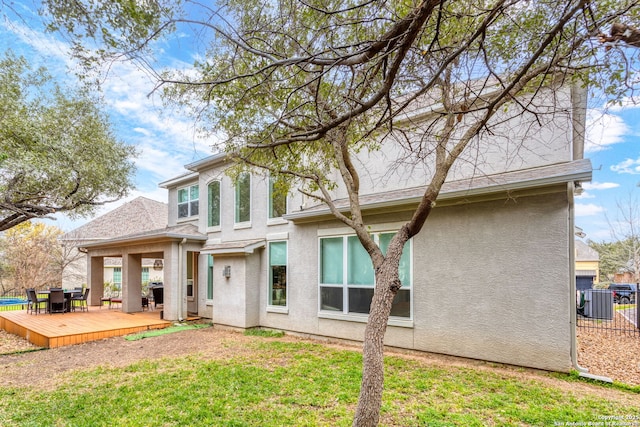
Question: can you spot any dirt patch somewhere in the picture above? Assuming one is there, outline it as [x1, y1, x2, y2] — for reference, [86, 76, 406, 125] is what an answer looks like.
[0, 329, 39, 354]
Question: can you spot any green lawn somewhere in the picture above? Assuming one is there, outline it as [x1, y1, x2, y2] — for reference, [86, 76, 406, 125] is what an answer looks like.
[0, 339, 638, 426]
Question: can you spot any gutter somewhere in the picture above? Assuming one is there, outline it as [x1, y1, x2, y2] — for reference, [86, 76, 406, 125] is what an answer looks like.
[286, 159, 592, 222]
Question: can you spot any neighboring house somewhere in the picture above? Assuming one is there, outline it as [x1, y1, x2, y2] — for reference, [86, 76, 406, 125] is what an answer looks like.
[74, 84, 591, 373]
[60, 197, 168, 292]
[575, 239, 600, 290]
[614, 271, 638, 284]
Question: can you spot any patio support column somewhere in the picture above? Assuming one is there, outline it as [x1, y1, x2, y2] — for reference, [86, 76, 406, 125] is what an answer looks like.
[88, 256, 104, 307]
[123, 253, 142, 313]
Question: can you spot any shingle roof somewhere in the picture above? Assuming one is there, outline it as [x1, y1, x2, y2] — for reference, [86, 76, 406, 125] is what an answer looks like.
[200, 238, 266, 255]
[61, 196, 168, 243]
[79, 223, 207, 248]
[575, 239, 599, 262]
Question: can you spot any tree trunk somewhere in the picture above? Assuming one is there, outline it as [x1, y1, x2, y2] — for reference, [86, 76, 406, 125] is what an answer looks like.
[352, 260, 402, 426]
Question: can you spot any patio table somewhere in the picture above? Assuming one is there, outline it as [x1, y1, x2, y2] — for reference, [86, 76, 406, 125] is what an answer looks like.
[38, 290, 75, 313]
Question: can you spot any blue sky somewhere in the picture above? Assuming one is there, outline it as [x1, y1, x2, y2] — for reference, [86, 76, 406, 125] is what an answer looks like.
[2, 2, 639, 242]
[1, 2, 213, 231]
[578, 102, 640, 242]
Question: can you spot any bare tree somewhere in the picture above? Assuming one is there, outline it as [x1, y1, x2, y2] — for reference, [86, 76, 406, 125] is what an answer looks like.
[606, 191, 640, 283]
[43, 0, 640, 425]
[0, 222, 67, 292]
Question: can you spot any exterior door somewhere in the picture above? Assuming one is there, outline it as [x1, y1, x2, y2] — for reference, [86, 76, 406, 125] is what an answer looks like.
[187, 251, 198, 315]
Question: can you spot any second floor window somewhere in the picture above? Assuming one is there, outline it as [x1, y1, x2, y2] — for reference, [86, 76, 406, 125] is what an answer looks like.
[269, 176, 288, 219]
[178, 184, 199, 218]
[208, 180, 221, 227]
[235, 173, 251, 224]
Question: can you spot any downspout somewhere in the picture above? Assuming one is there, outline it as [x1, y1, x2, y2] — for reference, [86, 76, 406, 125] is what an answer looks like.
[568, 182, 587, 374]
[568, 183, 612, 382]
[178, 238, 187, 322]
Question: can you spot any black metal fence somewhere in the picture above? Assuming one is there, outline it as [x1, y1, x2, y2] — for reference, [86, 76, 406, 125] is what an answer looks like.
[577, 288, 639, 336]
[0, 289, 28, 312]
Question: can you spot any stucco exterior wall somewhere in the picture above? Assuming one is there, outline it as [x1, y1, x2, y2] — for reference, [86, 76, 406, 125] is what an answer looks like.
[412, 191, 571, 371]
[211, 253, 264, 328]
[259, 190, 572, 372]
[331, 86, 575, 201]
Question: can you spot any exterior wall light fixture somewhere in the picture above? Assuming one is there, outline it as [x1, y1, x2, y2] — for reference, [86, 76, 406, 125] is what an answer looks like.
[223, 265, 231, 278]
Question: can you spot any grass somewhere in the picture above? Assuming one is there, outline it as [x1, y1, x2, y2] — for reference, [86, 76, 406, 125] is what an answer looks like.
[0, 339, 639, 426]
[124, 323, 210, 341]
[244, 328, 285, 338]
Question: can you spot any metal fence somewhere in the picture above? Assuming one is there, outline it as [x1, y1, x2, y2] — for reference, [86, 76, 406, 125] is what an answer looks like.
[576, 288, 639, 336]
[0, 289, 29, 312]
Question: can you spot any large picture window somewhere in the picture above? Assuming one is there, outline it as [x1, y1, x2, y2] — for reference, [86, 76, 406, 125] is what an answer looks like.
[235, 173, 251, 224]
[319, 233, 411, 318]
[268, 241, 287, 307]
[208, 180, 221, 227]
[178, 184, 199, 218]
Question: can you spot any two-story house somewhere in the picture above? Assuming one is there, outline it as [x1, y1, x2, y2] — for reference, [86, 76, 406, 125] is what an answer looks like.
[79, 83, 591, 373]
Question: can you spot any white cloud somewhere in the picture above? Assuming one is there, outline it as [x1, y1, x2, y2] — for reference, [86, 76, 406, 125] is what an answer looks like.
[575, 191, 595, 199]
[584, 109, 629, 153]
[582, 181, 620, 190]
[611, 158, 640, 175]
[575, 203, 605, 217]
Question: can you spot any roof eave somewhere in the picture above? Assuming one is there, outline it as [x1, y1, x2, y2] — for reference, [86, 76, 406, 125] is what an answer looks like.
[285, 161, 592, 222]
[158, 171, 199, 189]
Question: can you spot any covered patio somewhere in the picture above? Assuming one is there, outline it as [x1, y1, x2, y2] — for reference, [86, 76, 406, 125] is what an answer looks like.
[0, 309, 170, 348]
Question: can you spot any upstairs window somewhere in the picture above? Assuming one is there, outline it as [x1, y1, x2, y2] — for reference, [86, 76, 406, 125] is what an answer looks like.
[208, 180, 221, 227]
[235, 173, 251, 224]
[269, 176, 288, 219]
[178, 184, 199, 218]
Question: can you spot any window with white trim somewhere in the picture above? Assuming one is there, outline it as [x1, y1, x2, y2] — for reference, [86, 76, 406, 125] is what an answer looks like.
[268, 241, 287, 307]
[113, 267, 122, 290]
[319, 233, 411, 318]
[178, 184, 199, 218]
[268, 176, 288, 219]
[207, 255, 214, 300]
[235, 173, 251, 224]
[208, 180, 221, 227]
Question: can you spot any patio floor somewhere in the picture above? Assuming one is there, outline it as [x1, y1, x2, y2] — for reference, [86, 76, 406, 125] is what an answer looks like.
[0, 307, 171, 348]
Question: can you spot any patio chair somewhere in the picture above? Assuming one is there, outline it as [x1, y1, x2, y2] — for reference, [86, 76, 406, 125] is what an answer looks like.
[71, 288, 90, 312]
[49, 289, 67, 314]
[151, 286, 163, 309]
[26, 288, 48, 315]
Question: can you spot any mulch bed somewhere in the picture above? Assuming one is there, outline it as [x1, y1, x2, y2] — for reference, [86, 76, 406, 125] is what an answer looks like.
[577, 313, 640, 386]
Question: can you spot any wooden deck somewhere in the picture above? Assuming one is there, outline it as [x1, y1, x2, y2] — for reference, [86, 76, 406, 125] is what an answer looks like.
[0, 308, 171, 348]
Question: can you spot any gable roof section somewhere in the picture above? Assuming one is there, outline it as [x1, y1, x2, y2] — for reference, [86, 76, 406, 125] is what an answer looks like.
[286, 158, 592, 222]
[575, 239, 599, 262]
[61, 196, 168, 244]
